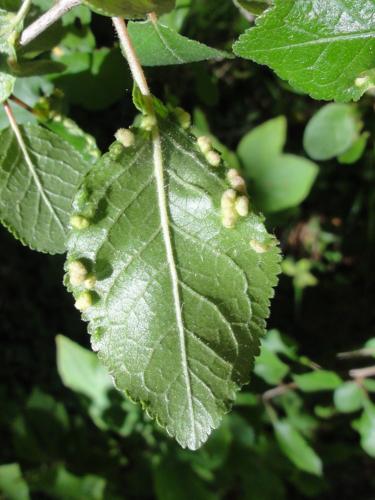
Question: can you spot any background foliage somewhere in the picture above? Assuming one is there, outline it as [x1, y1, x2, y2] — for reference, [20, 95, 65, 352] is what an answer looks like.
[1, 0, 375, 498]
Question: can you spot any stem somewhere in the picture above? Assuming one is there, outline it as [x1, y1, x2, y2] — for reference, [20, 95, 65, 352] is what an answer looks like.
[349, 366, 375, 380]
[9, 95, 34, 113]
[13, 0, 33, 27]
[19, 0, 81, 47]
[112, 17, 150, 96]
[263, 382, 298, 401]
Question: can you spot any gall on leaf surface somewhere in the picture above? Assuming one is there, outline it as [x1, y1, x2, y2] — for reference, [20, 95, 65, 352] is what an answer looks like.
[233, 0, 375, 102]
[65, 117, 281, 450]
[82, 0, 175, 18]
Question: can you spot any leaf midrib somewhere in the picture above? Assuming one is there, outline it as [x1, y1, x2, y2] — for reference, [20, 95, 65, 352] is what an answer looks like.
[10, 126, 65, 232]
[247, 30, 375, 52]
[151, 124, 197, 447]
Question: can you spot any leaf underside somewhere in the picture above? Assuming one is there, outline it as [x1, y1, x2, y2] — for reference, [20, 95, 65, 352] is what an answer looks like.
[233, 0, 375, 102]
[0, 124, 90, 254]
[66, 118, 280, 449]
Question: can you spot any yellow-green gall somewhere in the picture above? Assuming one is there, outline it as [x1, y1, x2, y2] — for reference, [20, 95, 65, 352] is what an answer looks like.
[70, 214, 90, 230]
[115, 128, 135, 147]
[250, 239, 268, 254]
[140, 115, 157, 132]
[227, 169, 246, 193]
[75, 291, 93, 312]
[84, 275, 97, 290]
[235, 196, 249, 217]
[68, 260, 88, 286]
[206, 150, 221, 167]
[221, 190, 238, 229]
[175, 107, 191, 129]
[197, 136, 212, 155]
[222, 212, 237, 229]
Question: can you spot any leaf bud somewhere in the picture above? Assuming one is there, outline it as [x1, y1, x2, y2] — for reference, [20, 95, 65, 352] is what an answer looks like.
[197, 136, 212, 155]
[75, 291, 93, 312]
[175, 107, 191, 129]
[206, 150, 221, 167]
[235, 196, 249, 217]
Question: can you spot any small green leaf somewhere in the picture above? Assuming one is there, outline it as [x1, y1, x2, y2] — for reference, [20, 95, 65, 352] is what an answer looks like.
[334, 382, 365, 413]
[0, 464, 29, 500]
[233, 0, 375, 102]
[127, 20, 231, 66]
[254, 344, 289, 385]
[66, 117, 280, 450]
[237, 116, 287, 177]
[238, 117, 318, 213]
[353, 401, 375, 457]
[338, 132, 370, 164]
[303, 104, 361, 161]
[33, 465, 105, 500]
[274, 420, 322, 476]
[293, 371, 343, 392]
[83, 0, 175, 18]
[249, 154, 318, 213]
[0, 124, 90, 254]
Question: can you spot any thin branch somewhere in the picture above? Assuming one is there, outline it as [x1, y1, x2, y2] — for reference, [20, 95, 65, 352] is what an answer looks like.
[112, 17, 150, 96]
[19, 0, 81, 47]
[13, 0, 33, 27]
[349, 366, 375, 380]
[263, 382, 297, 401]
[9, 95, 34, 113]
[338, 348, 375, 360]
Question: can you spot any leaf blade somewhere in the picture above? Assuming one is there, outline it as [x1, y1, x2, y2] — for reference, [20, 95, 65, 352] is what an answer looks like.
[66, 118, 280, 449]
[0, 123, 90, 254]
[233, 0, 375, 102]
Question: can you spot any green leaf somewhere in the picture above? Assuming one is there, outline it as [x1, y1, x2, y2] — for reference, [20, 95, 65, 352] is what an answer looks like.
[233, 0, 272, 16]
[33, 464, 105, 500]
[83, 0, 175, 18]
[56, 335, 113, 410]
[0, 464, 29, 500]
[65, 117, 280, 450]
[127, 20, 230, 66]
[353, 401, 375, 457]
[274, 420, 322, 476]
[57, 335, 141, 436]
[254, 344, 289, 385]
[293, 371, 342, 392]
[0, 8, 17, 103]
[0, 123, 90, 254]
[334, 381, 365, 413]
[237, 116, 287, 177]
[238, 117, 318, 213]
[303, 104, 361, 161]
[249, 154, 318, 213]
[233, 0, 375, 102]
[338, 132, 370, 164]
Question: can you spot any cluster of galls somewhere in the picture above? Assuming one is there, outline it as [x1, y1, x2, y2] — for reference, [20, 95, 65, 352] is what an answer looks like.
[221, 169, 249, 229]
[67, 260, 97, 312]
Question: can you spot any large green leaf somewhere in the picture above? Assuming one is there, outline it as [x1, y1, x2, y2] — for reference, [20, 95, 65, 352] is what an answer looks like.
[83, 0, 175, 17]
[0, 124, 90, 254]
[233, 0, 375, 102]
[65, 117, 280, 449]
[127, 20, 230, 66]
